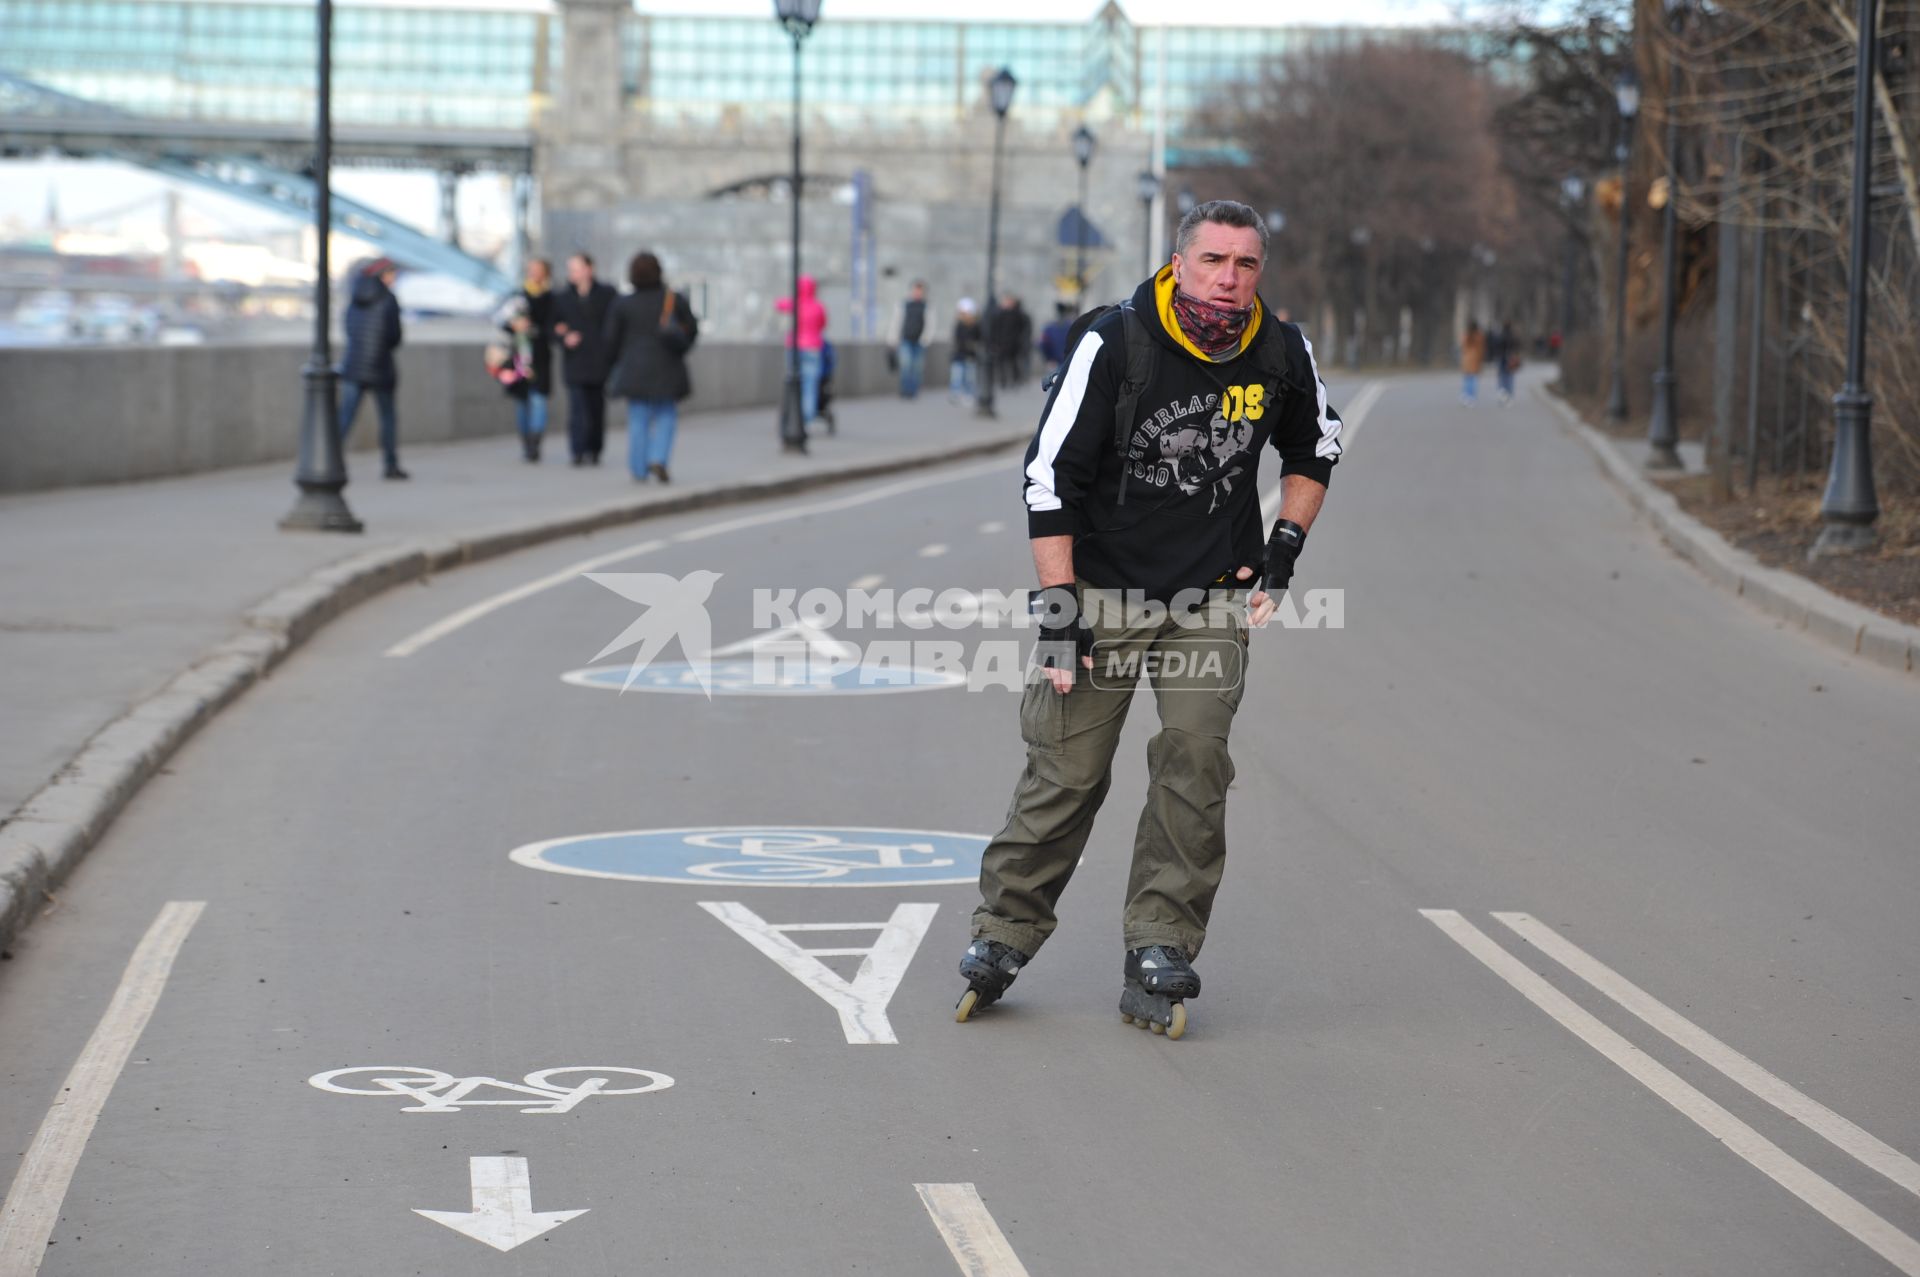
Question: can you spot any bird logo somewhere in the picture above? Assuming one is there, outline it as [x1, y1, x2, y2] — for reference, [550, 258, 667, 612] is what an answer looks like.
[583, 570, 724, 697]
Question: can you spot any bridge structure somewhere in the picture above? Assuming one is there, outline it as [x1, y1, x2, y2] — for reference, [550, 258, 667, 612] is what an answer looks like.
[0, 0, 1492, 333]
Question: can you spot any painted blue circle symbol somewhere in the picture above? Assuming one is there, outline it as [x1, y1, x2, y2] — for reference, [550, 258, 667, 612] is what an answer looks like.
[510, 826, 989, 887]
[562, 660, 967, 696]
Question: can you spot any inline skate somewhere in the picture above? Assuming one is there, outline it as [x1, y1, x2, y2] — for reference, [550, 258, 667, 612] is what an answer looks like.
[954, 938, 1028, 1022]
[1119, 944, 1199, 1039]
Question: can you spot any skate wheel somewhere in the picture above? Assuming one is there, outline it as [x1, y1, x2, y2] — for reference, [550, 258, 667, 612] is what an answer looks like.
[1166, 1003, 1187, 1040]
[1121, 1013, 1135, 1025]
[1133, 1014, 1150, 1030]
[1149, 1020, 1165, 1035]
[956, 988, 980, 1023]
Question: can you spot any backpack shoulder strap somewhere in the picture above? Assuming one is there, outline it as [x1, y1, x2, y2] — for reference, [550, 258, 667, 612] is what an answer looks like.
[1111, 302, 1157, 507]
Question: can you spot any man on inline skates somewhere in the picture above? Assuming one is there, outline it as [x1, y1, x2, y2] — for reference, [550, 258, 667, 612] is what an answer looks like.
[955, 200, 1344, 1039]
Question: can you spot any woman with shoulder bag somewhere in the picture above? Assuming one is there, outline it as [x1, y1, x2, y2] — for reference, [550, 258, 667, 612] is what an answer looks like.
[603, 251, 699, 483]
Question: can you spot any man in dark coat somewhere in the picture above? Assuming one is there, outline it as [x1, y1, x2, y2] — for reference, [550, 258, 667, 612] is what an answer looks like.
[552, 252, 616, 466]
[337, 257, 407, 479]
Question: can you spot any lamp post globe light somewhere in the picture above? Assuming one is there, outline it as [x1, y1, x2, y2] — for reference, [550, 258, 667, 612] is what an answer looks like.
[1265, 209, 1286, 235]
[1560, 173, 1586, 348]
[1136, 169, 1159, 277]
[1645, 0, 1689, 470]
[1813, 0, 1883, 554]
[1604, 66, 1640, 423]
[976, 66, 1017, 420]
[774, 0, 821, 454]
[1072, 123, 1096, 306]
[280, 0, 361, 533]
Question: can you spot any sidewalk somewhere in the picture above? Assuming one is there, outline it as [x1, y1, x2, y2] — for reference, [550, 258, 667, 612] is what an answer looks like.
[0, 386, 1038, 944]
[1540, 387, 1919, 678]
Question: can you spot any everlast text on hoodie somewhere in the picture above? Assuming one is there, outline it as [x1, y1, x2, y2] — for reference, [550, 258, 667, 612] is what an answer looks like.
[1021, 265, 1343, 600]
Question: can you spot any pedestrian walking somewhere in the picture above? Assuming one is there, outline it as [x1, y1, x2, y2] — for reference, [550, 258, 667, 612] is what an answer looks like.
[950, 299, 982, 403]
[988, 293, 1025, 390]
[952, 199, 1344, 1039]
[604, 251, 698, 484]
[817, 337, 838, 435]
[1037, 301, 1073, 373]
[890, 280, 929, 399]
[502, 258, 556, 461]
[1491, 321, 1518, 404]
[774, 274, 828, 430]
[337, 256, 407, 480]
[1460, 320, 1486, 406]
[552, 251, 616, 465]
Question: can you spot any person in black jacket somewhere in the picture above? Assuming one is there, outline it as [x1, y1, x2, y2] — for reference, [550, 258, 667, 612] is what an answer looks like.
[337, 257, 407, 480]
[552, 252, 616, 466]
[952, 200, 1344, 1037]
[603, 251, 698, 483]
[503, 258, 556, 462]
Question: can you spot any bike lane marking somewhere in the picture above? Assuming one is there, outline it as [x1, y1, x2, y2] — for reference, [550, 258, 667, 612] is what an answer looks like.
[384, 456, 1013, 658]
[509, 826, 988, 887]
[701, 901, 938, 1045]
[1422, 909, 1920, 1276]
[914, 1183, 1032, 1277]
[0, 901, 204, 1277]
[414, 1156, 587, 1253]
[1494, 911, 1920, 1201]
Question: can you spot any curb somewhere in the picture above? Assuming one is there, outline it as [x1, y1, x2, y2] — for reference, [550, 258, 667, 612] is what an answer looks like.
[0, 429, 1029, 954]
[1539, 386, 1919, 680]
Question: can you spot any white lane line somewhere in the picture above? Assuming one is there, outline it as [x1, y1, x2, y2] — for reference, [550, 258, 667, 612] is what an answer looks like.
[978, 520, 1006, 534]
[919, 544, 949, 558]
[913, 1183, 1032, 1277]
[1338, 379, 1386, 451]
[385, 456, 1013, 657]
[1421, 910, 1920, 1276]
[384, 539, 668, 657]
[850, 574, 886, 591]
[0, 901, 205, 1277]
[1495, 911, 1920, 1202]
[1261, 378, 1384, 522]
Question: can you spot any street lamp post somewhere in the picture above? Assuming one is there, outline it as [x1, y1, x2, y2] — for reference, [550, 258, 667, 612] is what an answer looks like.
[1605, 68, 1640, 423]
[1560, 173, 1586, 349]
[280, 0, 361, 533]
[1072, 124, 1096, 307]
[1136, 169, 1159, 279]
[1812, 0, 1882, 554]
[976, 67, 1016, 420]
[1646, 0, 1689, 470]
[775, 0, 821, 455]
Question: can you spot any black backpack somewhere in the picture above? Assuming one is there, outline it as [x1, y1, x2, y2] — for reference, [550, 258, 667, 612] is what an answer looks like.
[1042, 302, 1299, 507]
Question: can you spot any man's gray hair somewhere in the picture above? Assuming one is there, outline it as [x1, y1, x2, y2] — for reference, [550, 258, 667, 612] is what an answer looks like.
[1174, 200, 1268, 259]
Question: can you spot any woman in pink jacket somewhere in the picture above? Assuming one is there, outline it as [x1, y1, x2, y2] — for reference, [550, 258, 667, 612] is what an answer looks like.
[774, 275, 829, 431]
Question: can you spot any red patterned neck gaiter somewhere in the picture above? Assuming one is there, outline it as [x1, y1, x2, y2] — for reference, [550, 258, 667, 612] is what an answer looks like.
[1171, 289, 1254, 359]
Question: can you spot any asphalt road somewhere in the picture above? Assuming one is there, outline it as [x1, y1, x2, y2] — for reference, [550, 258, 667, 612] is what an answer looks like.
[3, 371, 1917, 1276]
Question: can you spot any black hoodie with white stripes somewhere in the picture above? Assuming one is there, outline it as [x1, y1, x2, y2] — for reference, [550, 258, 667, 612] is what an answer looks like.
[1021, 267, 1342, 600]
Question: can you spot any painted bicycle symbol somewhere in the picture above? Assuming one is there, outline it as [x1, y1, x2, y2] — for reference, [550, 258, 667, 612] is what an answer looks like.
[307, 1066, 674, 1114]
[681, 830, 956, 882]
[510, 825, 988, 887]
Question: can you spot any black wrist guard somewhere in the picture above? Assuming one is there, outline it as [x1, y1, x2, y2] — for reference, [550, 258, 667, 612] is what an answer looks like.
[1030, 583, 1094, 673]
[1256, 519, 1306, 595]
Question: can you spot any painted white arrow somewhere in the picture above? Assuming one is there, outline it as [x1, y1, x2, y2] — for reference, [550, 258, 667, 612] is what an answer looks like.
[413, 1156, 587, 1252]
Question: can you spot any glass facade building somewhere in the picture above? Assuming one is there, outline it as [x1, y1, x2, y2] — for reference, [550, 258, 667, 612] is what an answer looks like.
[1, 0, 1481, 135]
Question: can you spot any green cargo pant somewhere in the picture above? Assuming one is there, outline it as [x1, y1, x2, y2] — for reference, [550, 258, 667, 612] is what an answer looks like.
[971, 585, 1249, 960]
